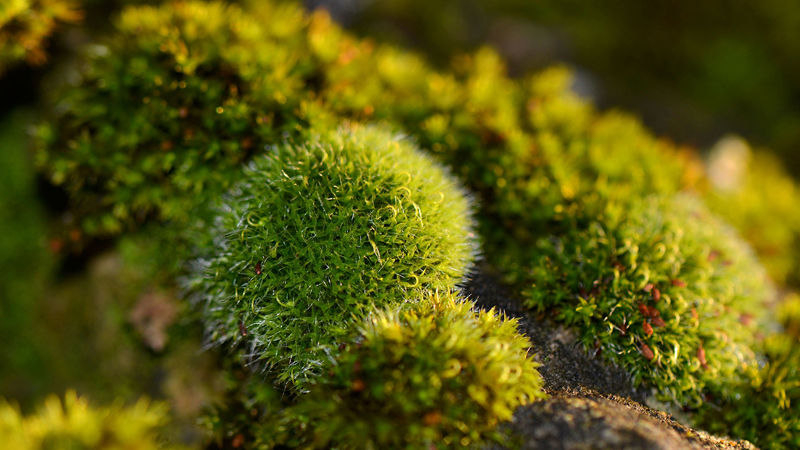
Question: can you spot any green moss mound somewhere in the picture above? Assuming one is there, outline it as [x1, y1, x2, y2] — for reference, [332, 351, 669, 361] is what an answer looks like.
[35, 0, 313, 241]
[524, 193, 769, 405]
[191, 126, 476, 387]
[0, 391, 182, 450]
[271, 292, 544, 449]
[486, 67, 698, 280]
[0, 0, 81, 74]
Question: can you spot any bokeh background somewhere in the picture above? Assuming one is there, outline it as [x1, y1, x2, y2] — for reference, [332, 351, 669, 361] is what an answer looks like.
[1, 0, 798, 440]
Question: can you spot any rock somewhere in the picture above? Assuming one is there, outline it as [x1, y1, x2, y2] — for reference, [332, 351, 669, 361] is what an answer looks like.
[488, 388, 756, 450]
[466, 266, 648, 401]
[465, 266, 756, 450]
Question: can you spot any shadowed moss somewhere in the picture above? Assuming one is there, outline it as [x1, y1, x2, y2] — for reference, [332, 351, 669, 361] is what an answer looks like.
[190, 126, 476, 388]
[266, 292, 545, 450]
[0, 111, 54, 405]
[0, 391, 184, 450]
[0, 0, 81, 74]
[35, 0, 315, 243]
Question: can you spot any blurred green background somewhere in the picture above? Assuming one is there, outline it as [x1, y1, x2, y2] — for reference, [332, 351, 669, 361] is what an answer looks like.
[313, 0, 800, 175]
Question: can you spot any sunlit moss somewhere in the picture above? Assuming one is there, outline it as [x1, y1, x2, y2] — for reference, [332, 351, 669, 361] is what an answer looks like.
[267, 293, 545, 449]
[190, 126, 476, 387]
[35, 0, 314, 242]
[695, 302, 800, 450]
[0, 0, 81, 74]
[523, 193, 770, 406]
[0, 391, 183, 450]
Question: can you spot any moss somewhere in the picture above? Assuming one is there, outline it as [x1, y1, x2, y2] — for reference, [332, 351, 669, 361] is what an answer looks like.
[190, 126, 476, 388]
[693, 294, 800, 450]
[0, 0, 81, 74]
[695, 331, 800, 450]
[31, 0, 786, 433]
[703, 142, 800, 287]
[0, 391, 183, 450]
[35, 0, 315, 242]
[0, 111, 54, 404]
[777, 294, 800, 340]
[268, 292, 544, 450]
[485, 67, 699, 281]
[34, 0, 695, 259]
[522, 194, 769, 406]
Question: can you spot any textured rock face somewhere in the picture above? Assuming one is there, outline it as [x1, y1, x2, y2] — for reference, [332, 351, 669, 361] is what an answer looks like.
[491, 389, 756, 450]
[467, 267, 648, 401]
[466, 267, 757, 450]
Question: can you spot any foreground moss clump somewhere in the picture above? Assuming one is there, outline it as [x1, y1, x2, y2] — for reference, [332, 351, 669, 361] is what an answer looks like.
[192, 126, 476, 387]
[525, 194, 768, 405]
[270, 293, 544, 449]
[0, 0, 81, 74]
[0, 391, 180, 450]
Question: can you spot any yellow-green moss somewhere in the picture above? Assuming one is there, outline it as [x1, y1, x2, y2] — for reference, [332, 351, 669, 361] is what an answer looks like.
[703, 140, 800, 287]
[0, 391, 183, 450]
[0, 0, 81, 74]
[267, 293, 545, 449]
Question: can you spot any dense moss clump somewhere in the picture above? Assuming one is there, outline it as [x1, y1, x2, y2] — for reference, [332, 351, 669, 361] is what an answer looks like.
[696, 296, 800, 450]
[483, 67, 698, 277]
[524, 193, 768, 405]
[0, 0, 81, 74]
[35, 0, 314, 241]
[192, 126, 476, 387]
[0, 391, 181, 449]
[270, 293, 544, 450]
[34, 0, 696, 256]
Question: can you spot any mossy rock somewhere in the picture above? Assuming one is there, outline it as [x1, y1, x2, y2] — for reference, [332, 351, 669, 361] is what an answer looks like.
[521, 193, 770, 406]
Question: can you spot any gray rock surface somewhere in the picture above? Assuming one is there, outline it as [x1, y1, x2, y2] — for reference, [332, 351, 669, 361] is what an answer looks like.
[465, 266, 756, 450]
